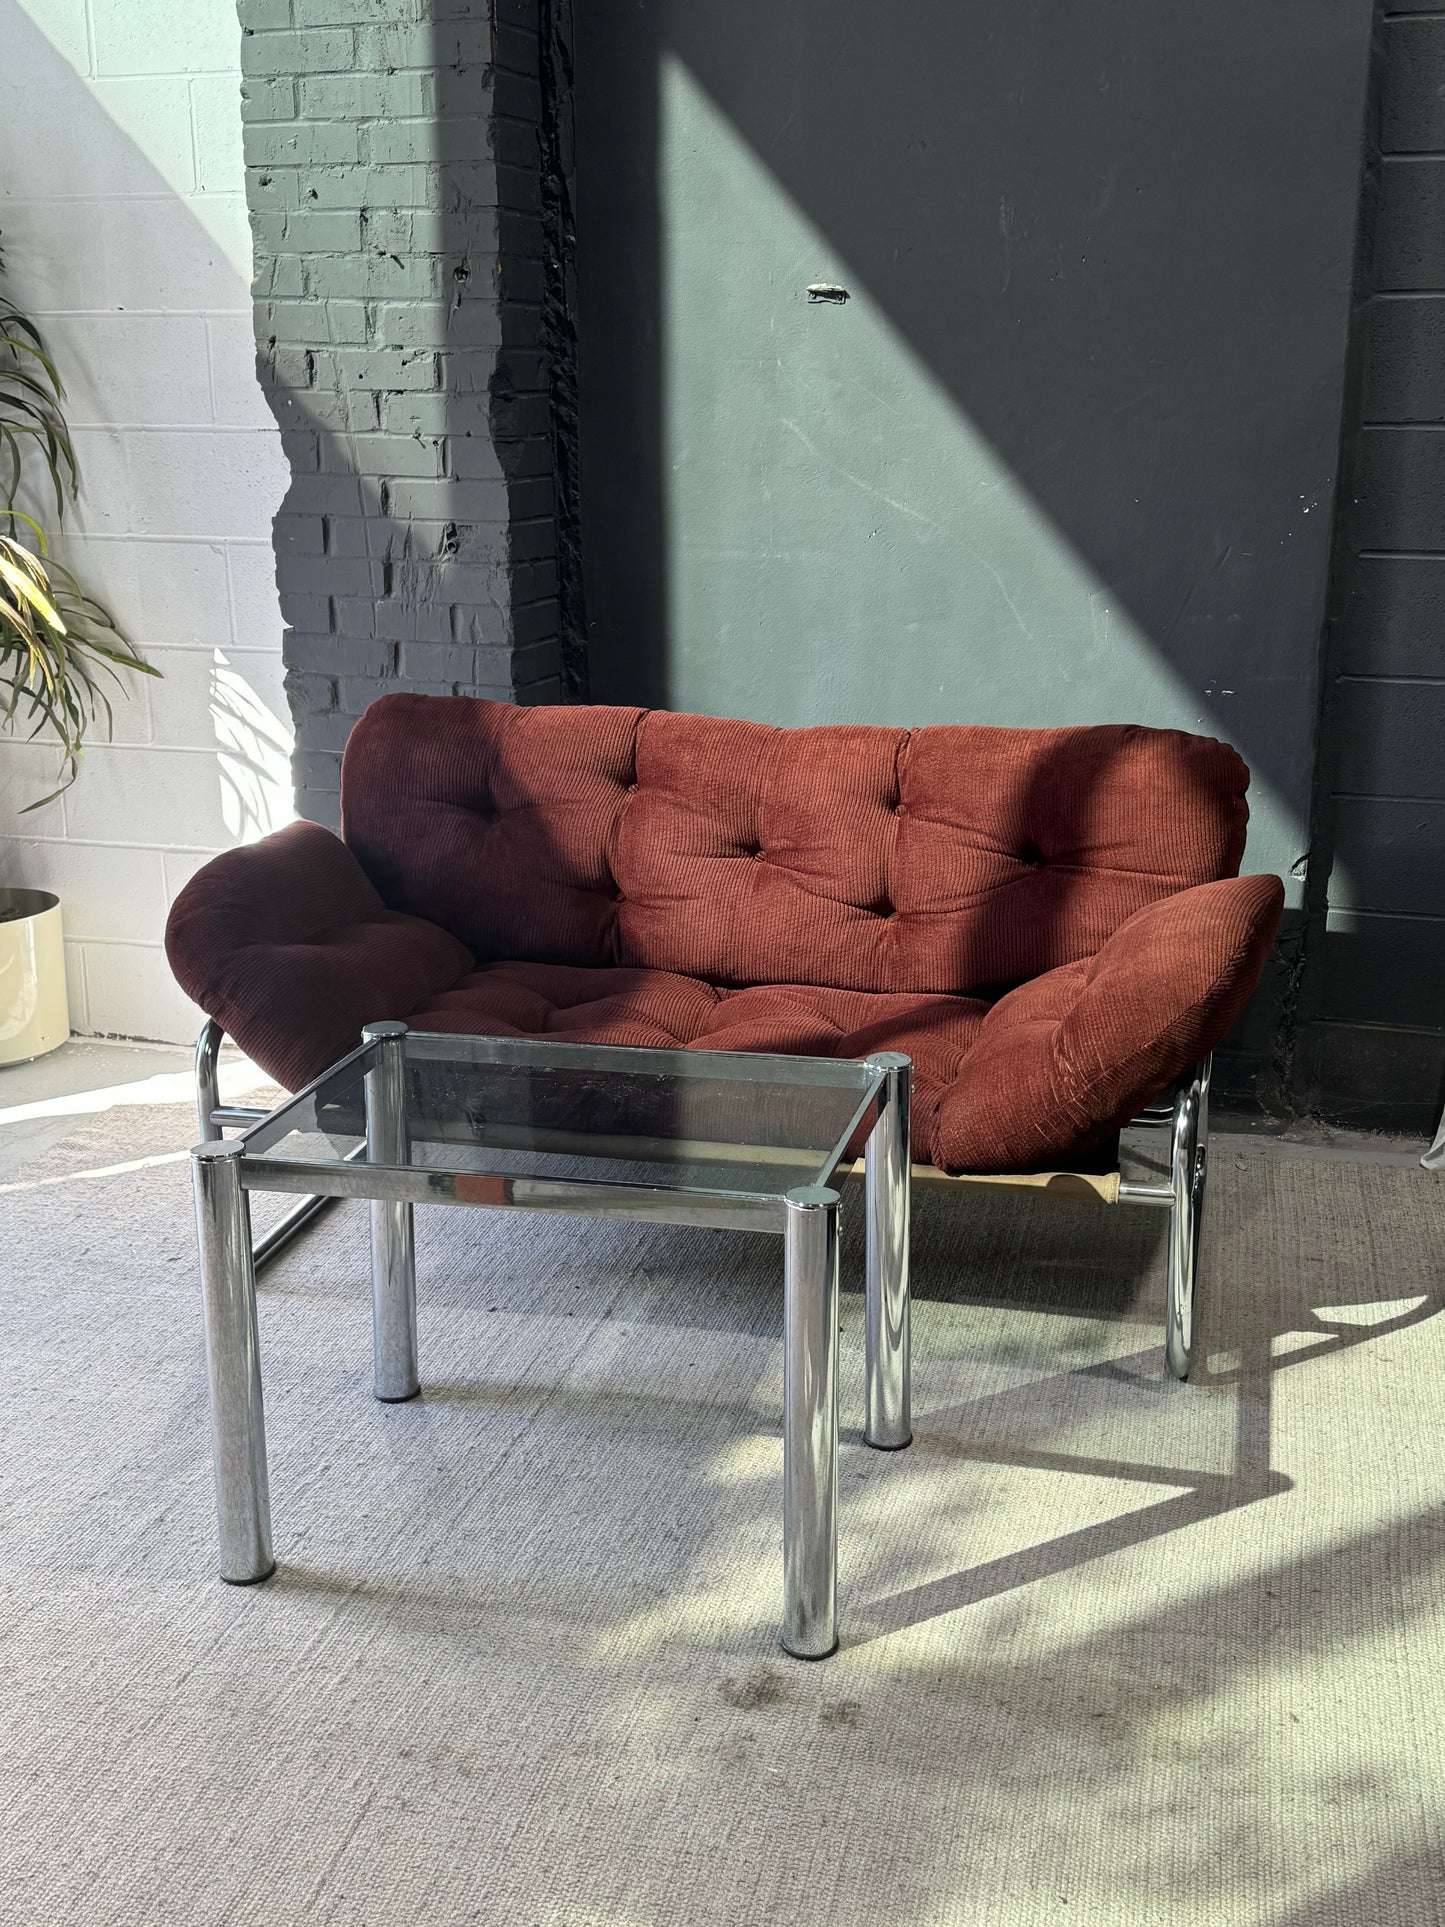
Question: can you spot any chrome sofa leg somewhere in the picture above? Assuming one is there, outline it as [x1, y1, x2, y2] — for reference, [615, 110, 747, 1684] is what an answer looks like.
[192, 1139, 275, 1583]
[363, 1021, 419, 1402]
[1165, 1055, 1211, 1380]
[196, 1019, 225, 1142]
[782, 1185, 841, 1659]
[253, 1194, 337, 1270]
[194, 1021, 337, 1274]
[864, 1052, 912, 1450]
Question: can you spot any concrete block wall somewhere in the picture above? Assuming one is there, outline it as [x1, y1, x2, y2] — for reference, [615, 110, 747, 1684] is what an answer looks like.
[237, 0, 565, 832]
[0, 1, 291, 1044]
[1306, 0, 1445, 1131]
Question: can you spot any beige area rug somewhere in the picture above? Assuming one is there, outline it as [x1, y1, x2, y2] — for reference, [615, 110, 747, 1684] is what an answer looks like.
[1, 1096, 1443, 1927]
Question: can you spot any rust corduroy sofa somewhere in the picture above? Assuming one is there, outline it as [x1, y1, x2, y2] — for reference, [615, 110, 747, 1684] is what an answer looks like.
[167, 695, 1284, 1375]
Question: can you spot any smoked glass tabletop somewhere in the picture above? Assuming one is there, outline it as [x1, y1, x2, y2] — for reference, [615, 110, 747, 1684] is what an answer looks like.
[239, 1033, 887, 1204]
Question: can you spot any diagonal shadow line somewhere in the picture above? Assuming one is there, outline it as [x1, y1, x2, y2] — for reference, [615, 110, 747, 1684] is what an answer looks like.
[849, 1474, 1287, 1649]
[855, 1293, 1441, 1646]
[1202, 1295, 1443, 1387]
[849, 1314, 1285, 1646]
[909, 1341, 1225, 1449]
[1258, 1843, 1445, 1927]
[904, 1432, 1285, 1498]
[651, 16, 1369, 814]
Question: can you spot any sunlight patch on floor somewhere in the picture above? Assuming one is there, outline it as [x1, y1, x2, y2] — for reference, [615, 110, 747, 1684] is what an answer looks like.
[0, 1057, 272, 1128]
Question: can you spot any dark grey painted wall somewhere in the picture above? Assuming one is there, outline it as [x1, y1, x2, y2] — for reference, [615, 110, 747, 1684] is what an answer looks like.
[241, 0, 1443, 1134]
[569, 0, 1377, 1110]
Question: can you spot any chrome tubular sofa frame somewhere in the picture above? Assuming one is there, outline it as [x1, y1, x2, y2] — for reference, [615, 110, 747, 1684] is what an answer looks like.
[194, 1019, 1210, 1378]
[1121, 1053, 1211, 1380]
[195, 1020, 341, 1271]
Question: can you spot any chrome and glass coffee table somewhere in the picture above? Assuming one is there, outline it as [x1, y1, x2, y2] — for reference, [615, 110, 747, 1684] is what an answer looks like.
[190, 1027, 912, 1659]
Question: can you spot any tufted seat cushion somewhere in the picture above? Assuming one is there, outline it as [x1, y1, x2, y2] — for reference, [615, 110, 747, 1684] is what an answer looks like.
[406, 963, 989, 1165]
[165, 694, 1286, 1174]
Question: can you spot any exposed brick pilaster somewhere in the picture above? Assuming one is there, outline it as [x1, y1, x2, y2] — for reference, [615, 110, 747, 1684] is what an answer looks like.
[237, 0, 558, 829]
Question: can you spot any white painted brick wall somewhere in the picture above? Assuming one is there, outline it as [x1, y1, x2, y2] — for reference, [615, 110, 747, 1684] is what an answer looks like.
[1, 0, 291, 1045]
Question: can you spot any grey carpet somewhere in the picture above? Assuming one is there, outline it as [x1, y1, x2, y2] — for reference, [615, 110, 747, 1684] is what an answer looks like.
[2, 1099, 1444, 1926]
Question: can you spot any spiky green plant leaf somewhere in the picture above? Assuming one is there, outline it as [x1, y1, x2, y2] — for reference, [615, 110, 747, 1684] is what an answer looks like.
[0, 233, 158, 805]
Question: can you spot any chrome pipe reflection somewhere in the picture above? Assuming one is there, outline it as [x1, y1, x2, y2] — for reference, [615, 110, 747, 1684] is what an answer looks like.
[192, 1139, 274, 1583]
[196, 1020, 224, 1142]
[1165, 1055, 1210, 1380]
[364, 1021, 419, 1401]
[864, 1052, 912, 1450]
[254, 1190, 333, 1271]
[252, 1143, 367, 1271]
[1117, 1179, 1175, 1208]
[782, 1184, 840, 1659]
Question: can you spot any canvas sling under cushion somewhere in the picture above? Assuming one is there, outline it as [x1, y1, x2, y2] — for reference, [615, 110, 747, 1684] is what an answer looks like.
[165, 695, 1284, 1174]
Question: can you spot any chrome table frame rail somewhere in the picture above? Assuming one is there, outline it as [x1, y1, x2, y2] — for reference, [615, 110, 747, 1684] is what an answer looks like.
[189, 1024, 912, 1661]
[1118, 1053, 1212, 1380]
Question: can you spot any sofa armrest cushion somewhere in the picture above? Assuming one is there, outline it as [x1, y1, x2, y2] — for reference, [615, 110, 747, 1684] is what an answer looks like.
[932, 873, 1284, 1173]
[165, 821, 473, 1091]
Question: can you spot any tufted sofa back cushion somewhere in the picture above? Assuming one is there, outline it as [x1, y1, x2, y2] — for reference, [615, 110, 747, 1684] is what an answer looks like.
[342, 695, 1252, 996]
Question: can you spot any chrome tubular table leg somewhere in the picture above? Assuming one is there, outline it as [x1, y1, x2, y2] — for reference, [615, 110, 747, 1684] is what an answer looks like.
[864, 1051, 912, 1450]
[364, 1021, 419, 1402]
[782, 1184, 840, 1660]
[1165, 1056, 1210, 1381]
[192, 1140, 274, 1584]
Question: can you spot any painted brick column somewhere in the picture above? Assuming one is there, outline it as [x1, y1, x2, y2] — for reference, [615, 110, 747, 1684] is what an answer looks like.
[1300, 0, 1445, 1130]
[237, 0, 563, 829]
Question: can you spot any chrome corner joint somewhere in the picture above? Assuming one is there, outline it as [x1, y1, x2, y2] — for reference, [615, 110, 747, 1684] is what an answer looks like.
[782, 1184, 841, 1659]
[363, 1021, 420, 1402]
[192, 1138, 274, 1584]
[864, 1052, 912, 1450]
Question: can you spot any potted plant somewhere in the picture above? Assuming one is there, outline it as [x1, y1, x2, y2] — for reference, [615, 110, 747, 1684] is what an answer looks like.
[1, 234, 157, 1064]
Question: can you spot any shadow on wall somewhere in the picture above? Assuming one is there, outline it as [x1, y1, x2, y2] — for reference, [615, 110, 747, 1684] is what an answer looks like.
[574, 2, 1373, 842]
[570, 1, 1384, 1113]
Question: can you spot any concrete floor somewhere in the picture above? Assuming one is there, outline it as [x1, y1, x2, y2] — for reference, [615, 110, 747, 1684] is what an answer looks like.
[4, 1033, 1444, 1924]
[0, 1035, 270, 1183]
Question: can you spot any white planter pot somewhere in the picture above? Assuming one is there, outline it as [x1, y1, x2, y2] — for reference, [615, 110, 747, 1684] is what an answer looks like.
[0, 888, 70, 1065]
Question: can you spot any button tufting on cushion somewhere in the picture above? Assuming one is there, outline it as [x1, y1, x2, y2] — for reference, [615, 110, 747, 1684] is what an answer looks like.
[166, 694, 1283, 1175]
[401, 962, 990, 1164]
